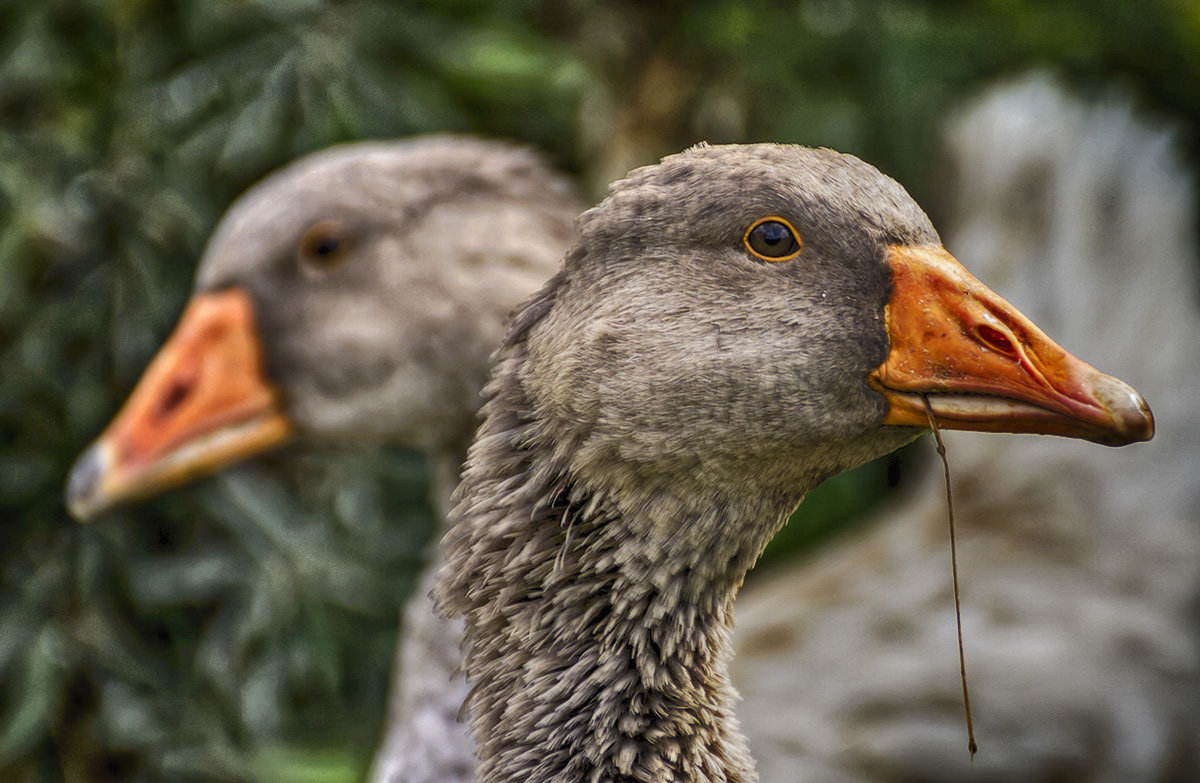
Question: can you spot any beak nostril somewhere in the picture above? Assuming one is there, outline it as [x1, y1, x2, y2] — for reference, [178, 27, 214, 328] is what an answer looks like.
[155, 373, 196, 422]
[976, 324, 1016, 357]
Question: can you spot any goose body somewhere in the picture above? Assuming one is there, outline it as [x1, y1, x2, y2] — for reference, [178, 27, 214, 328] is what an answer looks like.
[435, 143, 1152, 782]
[733, 76, 1200, 783]
[64, 136, 579, 783]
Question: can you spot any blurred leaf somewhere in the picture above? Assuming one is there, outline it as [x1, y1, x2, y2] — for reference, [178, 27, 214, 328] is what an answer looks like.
[250, 745, 361, 783]
[0, 629, 63, 762]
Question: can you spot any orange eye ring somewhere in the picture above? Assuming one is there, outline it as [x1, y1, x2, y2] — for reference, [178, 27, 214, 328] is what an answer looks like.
[744, 216, 802, 262]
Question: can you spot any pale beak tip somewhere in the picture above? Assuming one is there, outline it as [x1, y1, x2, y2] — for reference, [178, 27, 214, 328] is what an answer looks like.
[65, 440, 109, 522]
[1093, 374, 1155, 446]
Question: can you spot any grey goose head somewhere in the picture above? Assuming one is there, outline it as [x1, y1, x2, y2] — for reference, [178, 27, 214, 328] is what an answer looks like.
[436, 142, 1153, 783]
[65, 136, 578, 520]
[494, 143, 1150, 523]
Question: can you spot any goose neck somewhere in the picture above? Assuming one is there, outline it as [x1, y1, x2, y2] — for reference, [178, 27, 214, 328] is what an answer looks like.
[446, 475, 800, 783]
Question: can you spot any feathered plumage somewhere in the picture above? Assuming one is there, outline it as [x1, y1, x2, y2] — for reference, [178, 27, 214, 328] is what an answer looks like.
[434, 142, 1151, 782]
[732, 74, 1200, 783]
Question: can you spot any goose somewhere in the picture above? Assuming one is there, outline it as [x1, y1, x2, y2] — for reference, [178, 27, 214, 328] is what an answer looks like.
[63, 135, 580, 783]
[732, 76, 1200, 782]
[433, 142, 1154, 783]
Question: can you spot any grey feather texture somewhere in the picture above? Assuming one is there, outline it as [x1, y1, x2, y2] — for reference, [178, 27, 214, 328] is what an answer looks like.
[732, 74, 1200, 783]
[435, 144, 939, 783]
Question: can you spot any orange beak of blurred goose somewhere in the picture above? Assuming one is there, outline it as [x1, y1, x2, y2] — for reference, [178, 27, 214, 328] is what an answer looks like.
[65, 288, 291, 520]
[870, 245, 1154, 446]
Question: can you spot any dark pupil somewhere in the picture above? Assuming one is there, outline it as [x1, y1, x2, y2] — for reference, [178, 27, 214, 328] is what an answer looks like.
[315, 236, 339, 255]
[751, 221, 795, 257]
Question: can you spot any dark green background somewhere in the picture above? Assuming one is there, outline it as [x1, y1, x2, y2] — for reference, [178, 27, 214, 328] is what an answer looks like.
[3, 1, 1197, 781]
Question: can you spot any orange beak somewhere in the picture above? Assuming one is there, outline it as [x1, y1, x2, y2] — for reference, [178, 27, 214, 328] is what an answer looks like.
[65, 288, 291, 520]
[869, 245, 1153, 447]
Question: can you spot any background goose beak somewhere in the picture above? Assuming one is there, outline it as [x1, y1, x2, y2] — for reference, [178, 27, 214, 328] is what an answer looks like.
[65, 287, 291, 521]
[868, 244, 1154, 446]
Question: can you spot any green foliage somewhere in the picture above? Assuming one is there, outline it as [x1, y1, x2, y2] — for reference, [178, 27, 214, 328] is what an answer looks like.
[2, 1, 1197, 781]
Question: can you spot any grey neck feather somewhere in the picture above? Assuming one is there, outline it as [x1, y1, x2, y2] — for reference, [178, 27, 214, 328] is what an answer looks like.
[436, 280, 809, 783]
[429, 445, 469, 521]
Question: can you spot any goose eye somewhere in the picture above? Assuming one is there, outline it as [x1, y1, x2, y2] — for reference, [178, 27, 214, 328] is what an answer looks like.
[744, 217, 802, 261]
[298, 220, 353, 271]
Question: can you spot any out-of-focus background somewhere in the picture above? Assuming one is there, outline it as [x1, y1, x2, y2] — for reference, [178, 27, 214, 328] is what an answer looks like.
[2, 2, 1197, 782]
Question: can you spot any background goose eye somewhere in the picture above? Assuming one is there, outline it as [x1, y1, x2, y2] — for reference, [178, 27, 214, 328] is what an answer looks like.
[745, 217, 802, 261]
[299, 220, 353, 270]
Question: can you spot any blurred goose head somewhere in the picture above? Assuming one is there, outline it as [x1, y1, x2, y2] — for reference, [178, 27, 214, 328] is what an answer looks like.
[66, 137, 578, 520]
